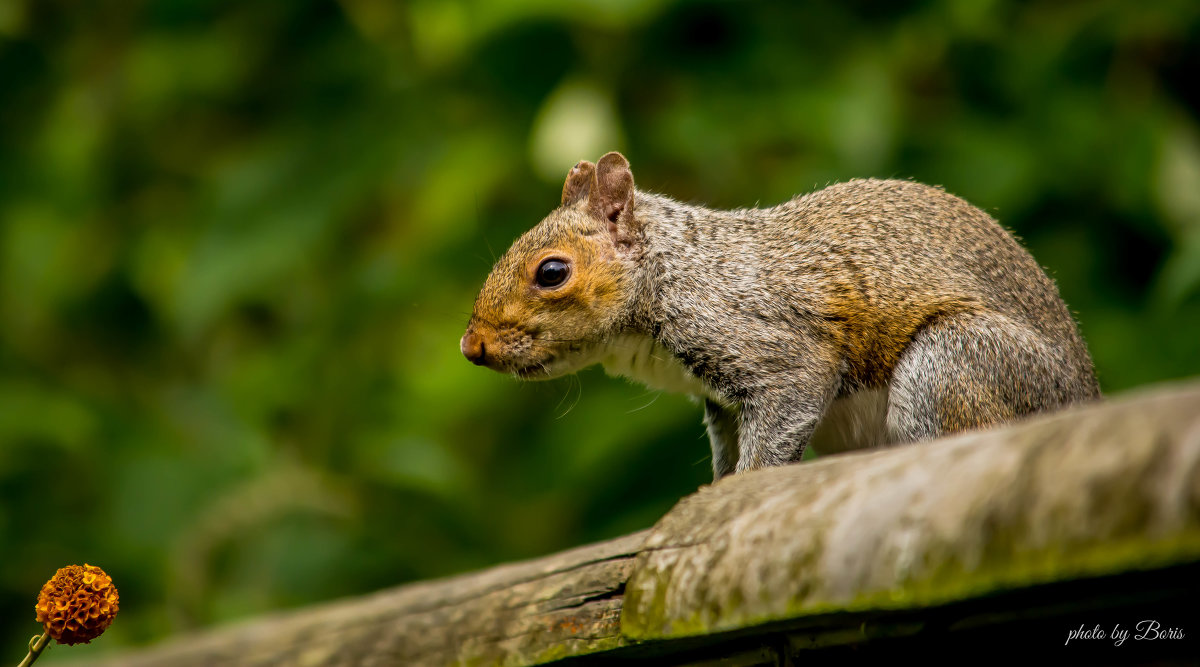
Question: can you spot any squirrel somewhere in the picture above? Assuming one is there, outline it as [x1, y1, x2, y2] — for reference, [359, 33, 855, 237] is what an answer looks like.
[461, 152, 1101, 480]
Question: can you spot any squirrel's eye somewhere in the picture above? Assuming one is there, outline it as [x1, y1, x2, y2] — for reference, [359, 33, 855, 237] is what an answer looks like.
[536, 259, 570, 288]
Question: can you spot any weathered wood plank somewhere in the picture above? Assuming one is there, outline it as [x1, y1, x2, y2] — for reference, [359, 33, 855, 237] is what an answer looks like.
[622, 382, 1200, 639]
[89, 381, 1200, 666]
[98, 531, 646, 666]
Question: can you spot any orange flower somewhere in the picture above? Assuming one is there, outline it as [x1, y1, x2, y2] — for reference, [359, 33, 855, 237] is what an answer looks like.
[34, 564, 119, 645]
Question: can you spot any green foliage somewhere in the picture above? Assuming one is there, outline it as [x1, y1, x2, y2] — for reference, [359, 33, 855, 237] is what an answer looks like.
[1, 0, 1198, 657]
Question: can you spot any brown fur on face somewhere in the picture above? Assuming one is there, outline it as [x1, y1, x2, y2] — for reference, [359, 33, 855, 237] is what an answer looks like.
[463, 202, 632, 378]
[464, 154, 641, 378]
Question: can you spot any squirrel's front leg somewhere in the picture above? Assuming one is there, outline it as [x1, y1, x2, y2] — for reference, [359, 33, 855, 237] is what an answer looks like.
[703, 399, 741, 480]
[735, 368, 839, 474]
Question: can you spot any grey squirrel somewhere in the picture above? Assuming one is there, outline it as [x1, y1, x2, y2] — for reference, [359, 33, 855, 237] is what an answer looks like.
[461, 152, 1100, 479]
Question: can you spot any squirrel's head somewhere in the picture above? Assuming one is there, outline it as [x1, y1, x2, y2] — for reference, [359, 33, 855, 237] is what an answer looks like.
[461, 152, 642, 379]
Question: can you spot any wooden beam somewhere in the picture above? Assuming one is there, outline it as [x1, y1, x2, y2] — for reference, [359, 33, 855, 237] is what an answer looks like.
[623, 381, 1200, 640]
[90, 381, 1200, 665]
[97, 531, 646, 666]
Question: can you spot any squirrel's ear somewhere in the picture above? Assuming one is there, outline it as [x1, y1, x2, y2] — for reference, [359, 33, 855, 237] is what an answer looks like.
[561, 160, 596, 206]
[590, 152, 635, 236]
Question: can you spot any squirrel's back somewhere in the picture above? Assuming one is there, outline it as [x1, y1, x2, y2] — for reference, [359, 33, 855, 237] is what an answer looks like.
[639, 178, 1097, 395]
[779, 179, 1074, 332]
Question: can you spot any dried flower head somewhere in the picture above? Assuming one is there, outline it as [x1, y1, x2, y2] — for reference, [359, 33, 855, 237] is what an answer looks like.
[34, 564, 119, 645]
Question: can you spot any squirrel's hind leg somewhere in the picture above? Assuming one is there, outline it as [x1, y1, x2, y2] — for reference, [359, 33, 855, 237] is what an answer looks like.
[885, 312, 1083, 443]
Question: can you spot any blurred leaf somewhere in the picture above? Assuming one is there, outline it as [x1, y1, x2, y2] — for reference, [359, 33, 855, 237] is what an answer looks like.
[530, 78, 625, 181]
[1152, 118, 1200, 307]
[0, 380, 98, 454]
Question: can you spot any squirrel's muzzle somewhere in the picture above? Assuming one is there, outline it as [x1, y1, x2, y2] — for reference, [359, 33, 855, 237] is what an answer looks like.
[460, 330, 487, 366]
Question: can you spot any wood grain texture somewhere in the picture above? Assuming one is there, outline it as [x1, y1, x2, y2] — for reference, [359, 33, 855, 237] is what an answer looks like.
[89, 381, 1200, 666]
[623, 381, 1200, 639]
[96, 532, 646, 667]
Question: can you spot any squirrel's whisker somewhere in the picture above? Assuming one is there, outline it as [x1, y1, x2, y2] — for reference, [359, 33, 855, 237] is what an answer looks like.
[626, 392, 661, 414]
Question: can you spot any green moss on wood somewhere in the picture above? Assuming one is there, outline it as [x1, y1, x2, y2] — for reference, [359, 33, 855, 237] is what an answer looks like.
[623, 525, 1200, 640]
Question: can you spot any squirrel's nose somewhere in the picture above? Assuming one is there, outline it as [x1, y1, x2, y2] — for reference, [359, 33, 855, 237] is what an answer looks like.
[461, 331, 487, 365]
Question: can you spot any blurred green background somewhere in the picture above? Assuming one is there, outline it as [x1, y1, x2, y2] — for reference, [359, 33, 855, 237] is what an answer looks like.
[2, 0, 1199, 659]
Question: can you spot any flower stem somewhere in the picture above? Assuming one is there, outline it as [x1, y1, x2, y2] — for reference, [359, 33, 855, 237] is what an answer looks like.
[17, 632, 50, 667]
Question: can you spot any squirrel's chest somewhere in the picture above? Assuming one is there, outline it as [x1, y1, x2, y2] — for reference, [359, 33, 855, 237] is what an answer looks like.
[599, 334, 721, 402]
